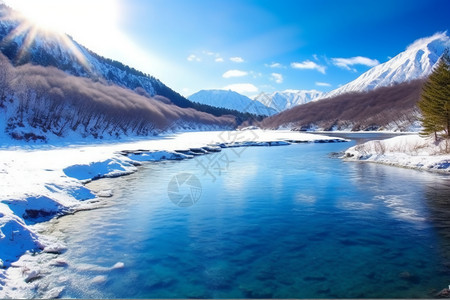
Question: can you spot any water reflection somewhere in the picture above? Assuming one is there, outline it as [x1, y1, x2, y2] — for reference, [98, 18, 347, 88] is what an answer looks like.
[25, 141, 450, 298]
[424, 178, 450, 265]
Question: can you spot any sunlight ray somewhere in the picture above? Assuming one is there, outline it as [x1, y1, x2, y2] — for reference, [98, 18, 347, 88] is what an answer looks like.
[0, 11, 92, 73]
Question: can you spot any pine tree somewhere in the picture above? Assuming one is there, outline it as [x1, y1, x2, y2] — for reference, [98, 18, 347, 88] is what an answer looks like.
[418, 50, 450, 141]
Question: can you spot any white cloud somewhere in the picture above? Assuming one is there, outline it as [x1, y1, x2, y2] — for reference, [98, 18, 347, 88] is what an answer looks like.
[313, 54, 319, 61]
[291, 60, 326, 74]
[230, 56, 244, 63]
[187, 54, 201, 62]
[271, 73, 283, 84]
[222, 70, 248, 78]
[315, 81, 331, 87]
[189, 51, 225, 62]
[223, 83, 258, 94]
[332, 56, 379, 71]
[265, 62, 284, 68]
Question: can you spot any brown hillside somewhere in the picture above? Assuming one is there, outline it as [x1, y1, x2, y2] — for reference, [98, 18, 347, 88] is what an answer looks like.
[259, 79, 425, 131]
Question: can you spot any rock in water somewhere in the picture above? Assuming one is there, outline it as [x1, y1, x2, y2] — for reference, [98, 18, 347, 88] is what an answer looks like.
[24, 269, 41, 283]
[91, 275, 107, 284]
[112, 262, 124, 269]
[43, 286, 65, 299]
[43, 244, 67, 254]
[436, 288, 450, 298]
[97, 190, 113, 197]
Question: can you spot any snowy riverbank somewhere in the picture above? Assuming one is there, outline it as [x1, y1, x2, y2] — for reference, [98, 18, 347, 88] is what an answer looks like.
[0, 130, 347, 297]
[344, 134, 450, 173]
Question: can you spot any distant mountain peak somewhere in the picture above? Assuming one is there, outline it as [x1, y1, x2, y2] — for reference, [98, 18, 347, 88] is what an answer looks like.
[188, 89, 277, 116]
[320, 32, 450, 100]
[254, 89, 323, 112]
[405, 31, 448, 52]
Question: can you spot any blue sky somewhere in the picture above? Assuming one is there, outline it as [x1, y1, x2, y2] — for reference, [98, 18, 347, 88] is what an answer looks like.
[5, 0, 450, 97]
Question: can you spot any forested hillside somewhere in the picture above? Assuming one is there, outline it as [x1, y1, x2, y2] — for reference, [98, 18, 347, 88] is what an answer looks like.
[260, 79, 425, 132]
[0, 54, 235, 142]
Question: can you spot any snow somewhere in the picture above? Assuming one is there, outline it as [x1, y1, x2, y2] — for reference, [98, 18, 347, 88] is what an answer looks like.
[0, 4, 158, 98]
[96, 190, 113, 198]
[254, 89, 323, 112]
[63, 158, 137, 182]
[43, 286, 65, 299]
[344, 134, 450, 173]
[0, 129, 346, 297]
[320, 32, 450, 100]
[91, 275, 107, 284]
[188, 89, 277, 116]
[252, 33, 449, 112]
[3, 130, 447, 297]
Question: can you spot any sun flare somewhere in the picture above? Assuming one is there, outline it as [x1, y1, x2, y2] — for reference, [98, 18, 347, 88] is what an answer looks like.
[2, 0, 124, 72]
[3, 0, 120, 40]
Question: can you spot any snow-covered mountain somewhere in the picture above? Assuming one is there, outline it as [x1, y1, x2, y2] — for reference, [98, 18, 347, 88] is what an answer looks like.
[188, 89, 278, 116]
[0, 4, 243, 120]
[254, 89, 323, 112]
[254, 32, 448, 111]
[0, 4, 240, 142]
[321, 32, 450, 99]
[0, 5, 158, 96]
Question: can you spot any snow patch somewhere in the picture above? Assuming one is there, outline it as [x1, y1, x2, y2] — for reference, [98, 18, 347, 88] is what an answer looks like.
[63, 158, 137, 182]
[0, 207, 43, 267]
[97, 190, 113, 198]
[91, 275, 107, 284]
[344, 134, 450, 173]
[3, 196, 64, 224]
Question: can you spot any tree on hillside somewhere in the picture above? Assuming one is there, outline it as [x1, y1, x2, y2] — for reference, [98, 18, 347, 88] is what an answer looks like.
[418, 50, 450, 141]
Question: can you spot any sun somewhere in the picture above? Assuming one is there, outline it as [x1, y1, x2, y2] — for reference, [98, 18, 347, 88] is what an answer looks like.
[2, 0, 162, 85]
[2, 0, 123, 70]
[3, 0, 120, 41]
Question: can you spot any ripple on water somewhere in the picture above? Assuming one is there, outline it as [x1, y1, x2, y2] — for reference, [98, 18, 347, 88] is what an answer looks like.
[17, 142, 450, 298]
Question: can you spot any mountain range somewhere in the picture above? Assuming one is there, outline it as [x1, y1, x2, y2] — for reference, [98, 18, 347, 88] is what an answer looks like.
[0, 4, 255, 123]
[256, 32, 450, 132]
[320, 32, 449, 99]
[254, 89, 323, 112]
[0, 4, 242, 142]
[188, 89, 277, 116]
[259, 79, 425, 132]
[193, 32, 449, 114]
[0, 2, 449, 140]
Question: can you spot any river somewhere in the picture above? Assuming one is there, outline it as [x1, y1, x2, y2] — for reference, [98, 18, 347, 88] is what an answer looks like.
[32, 134, 450, 298]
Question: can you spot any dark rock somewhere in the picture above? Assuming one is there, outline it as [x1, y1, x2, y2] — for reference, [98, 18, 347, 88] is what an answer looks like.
[190, 148, 208, 154]
[436, 288, 450, 298]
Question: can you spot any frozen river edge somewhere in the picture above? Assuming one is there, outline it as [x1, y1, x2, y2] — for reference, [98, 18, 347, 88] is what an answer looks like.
[344, 134, 450, 174]
[0, 130, 347, 298]
[1, 130, 449, 298]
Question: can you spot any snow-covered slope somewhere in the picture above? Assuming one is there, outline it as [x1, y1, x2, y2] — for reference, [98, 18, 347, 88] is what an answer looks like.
[188, 89, 277, 116]
[0, 10, 154, 96]
[345, 134, 450, 173]
[320, 32, 450, 100]
[0, 4, 196, 111]
[254, 89, 323, 112]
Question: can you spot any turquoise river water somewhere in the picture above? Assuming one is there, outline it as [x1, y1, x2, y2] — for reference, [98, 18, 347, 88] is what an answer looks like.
[35, 135, 450, 298]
